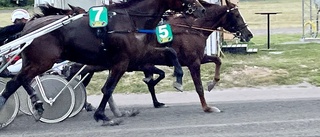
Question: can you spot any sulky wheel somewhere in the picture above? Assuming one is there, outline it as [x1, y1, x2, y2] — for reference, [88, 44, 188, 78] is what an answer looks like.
[28, 75, 75, 123]
[68, 78, 86, 117]
[16, 87, 32, 115]
[0, 80, 19, 129]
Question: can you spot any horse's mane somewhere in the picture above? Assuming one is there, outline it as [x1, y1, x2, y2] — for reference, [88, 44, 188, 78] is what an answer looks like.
[30, 3, 75, 21]
[110, 0, 145, 8]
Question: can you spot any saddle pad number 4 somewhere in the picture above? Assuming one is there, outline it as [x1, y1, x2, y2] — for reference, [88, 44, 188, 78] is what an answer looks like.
[156, 24, 173, 44]
[89, 6, 108, 28]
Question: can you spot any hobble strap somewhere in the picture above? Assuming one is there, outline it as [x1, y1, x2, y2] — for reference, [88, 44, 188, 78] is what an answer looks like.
[95, 27, 108, 51]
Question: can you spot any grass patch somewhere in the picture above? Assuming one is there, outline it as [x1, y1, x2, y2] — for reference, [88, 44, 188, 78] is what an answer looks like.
[239, 0, 302, 29]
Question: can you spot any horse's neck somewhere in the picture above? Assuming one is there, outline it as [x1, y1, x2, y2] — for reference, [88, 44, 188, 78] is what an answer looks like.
[199, 5, 229, 36]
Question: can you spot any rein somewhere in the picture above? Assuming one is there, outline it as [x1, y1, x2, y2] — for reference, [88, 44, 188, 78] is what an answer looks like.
[171, 24, 234, 35]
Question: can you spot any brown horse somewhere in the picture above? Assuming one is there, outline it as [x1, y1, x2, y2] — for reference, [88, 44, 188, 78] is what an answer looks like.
[0, 0, 205, 126]
[68, 0, 253, 112]
[143, 0, 253, 112]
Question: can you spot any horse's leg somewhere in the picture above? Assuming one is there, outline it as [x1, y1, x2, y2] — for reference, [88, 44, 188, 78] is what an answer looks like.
[201, 55, 221, 91]
[142, 65, 166, 108]
[0, 61, 53, 119]
[107, 95, 122, 117]
[81, 72, 94, 87]
[165, 47, 183, 91]
[67, 64, 137, 117]
[66, 64, 97, 111]
[84, 70, 138, 117]
[67, 64, 133, 116]
[108, 95, 140, 117]
[81, 72, 98, 112]
[94, 62, 128, 126]
[188, 62, 221, 113]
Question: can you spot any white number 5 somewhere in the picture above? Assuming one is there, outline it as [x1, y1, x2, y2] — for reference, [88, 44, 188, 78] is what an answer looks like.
[158, 25, 169, 38]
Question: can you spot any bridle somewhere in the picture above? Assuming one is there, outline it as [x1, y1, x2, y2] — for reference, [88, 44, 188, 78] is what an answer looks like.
[181, 0, 203, 15]
[225, 7, 248, 38]
[184, 2, 198, 14]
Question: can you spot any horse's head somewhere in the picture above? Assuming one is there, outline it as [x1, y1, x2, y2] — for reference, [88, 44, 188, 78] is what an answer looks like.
[221, 0, 253, 42]
[167, 0, 206, 18]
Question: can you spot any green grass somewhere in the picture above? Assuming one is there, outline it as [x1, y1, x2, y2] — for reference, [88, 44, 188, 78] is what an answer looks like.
[239, 0, 302, 29]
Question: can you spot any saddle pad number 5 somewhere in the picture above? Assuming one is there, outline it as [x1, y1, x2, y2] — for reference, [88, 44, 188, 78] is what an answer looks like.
[89, 6, 108, 28]
[156, 24, 173, 44]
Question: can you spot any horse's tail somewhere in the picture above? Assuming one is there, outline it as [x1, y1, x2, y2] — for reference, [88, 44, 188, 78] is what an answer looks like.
[0, 23, 25, 45]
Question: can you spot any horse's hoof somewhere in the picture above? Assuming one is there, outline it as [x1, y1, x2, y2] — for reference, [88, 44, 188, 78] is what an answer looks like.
[32, 111, 41, 121]
[204, 106, 221, 113]
[84, 103, 96, 112]
[121, 108, 140, 117]
[142, 77, 153, 83]
[171, 72, 176, 77]
[32, 101, 44, 121]
[173, 82, 183, 92]
[94, 111, 109, 122]
[154, 102, 168, 108]
[211, 106, 222, 113]
[207, 81, 218, 92]
[101, 118, 123, 126]
[0, 96, 7, 110]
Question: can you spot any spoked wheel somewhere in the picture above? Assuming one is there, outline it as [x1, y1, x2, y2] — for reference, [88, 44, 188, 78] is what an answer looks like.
[28, 75, 75, 123]
[68, 78, 86, 117]
[0, 80, 19, 129]
[16, 87, 32, 115]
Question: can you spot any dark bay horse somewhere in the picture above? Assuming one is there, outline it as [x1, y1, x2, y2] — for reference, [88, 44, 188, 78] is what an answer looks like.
[68, 0, 253, 112]
[0, 3, 127, 115]
[0, 0, 206, 126]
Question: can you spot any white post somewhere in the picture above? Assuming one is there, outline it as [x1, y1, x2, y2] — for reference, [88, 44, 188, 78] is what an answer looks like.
[204, 0, 221, 56]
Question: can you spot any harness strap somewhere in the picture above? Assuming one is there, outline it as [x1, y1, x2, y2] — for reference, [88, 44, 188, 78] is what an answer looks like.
[95, 27, 108, 51]
[172, 24, 233, 34]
